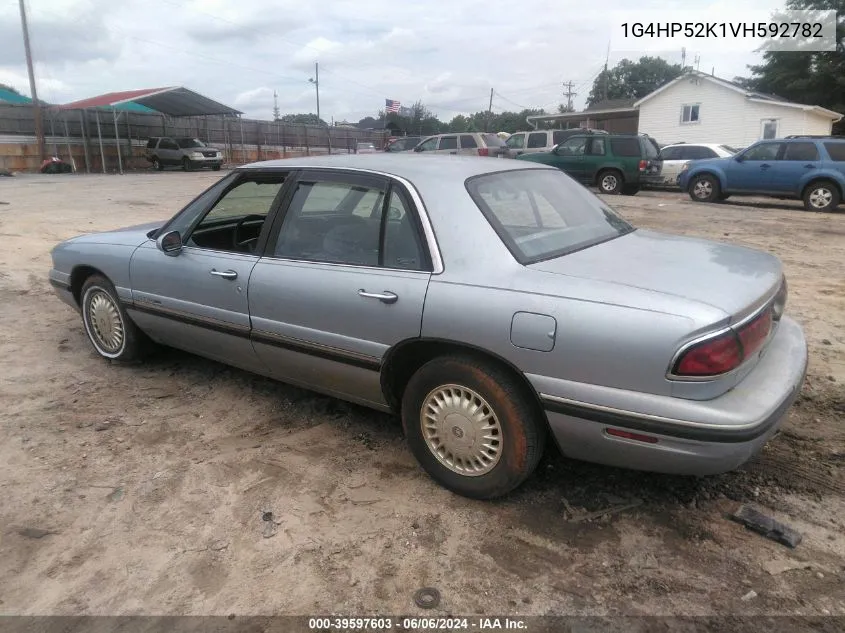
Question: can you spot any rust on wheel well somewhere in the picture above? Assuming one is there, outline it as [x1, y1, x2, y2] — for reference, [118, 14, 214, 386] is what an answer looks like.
[380, 338, 545, 418]
[69, 265, 104, 305]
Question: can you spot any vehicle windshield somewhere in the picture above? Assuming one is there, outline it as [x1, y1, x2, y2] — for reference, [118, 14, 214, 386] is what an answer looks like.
[720, 145, 739, 154]
[466, 168, 635, 264]
[176, 138, 206, 148]
[641, 137, 659, 158]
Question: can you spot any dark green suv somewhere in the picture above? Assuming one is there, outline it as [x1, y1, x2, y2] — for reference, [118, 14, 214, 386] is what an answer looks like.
[515, 133, 663, 195]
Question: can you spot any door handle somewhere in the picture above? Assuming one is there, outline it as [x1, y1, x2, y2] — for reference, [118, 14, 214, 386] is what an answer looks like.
[450, 151, 457, 155]
[358, 289, 398, 304]
[760, 163, 771, 170]
[210, 269, 238, 280]
[804, 164, 816, 168]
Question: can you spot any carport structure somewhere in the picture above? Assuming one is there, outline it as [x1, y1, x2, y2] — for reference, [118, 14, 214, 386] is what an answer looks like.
[57, 86, 242, 174]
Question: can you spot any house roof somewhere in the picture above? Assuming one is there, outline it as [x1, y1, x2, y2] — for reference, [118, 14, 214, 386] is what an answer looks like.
[633, 71, 842, 120]
[0, 87, 33, 104]
[57, 86, 242, 117]
[586, 98, 636, 111]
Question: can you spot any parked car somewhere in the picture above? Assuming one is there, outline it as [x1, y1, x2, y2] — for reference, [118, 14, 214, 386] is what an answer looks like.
[679, 136, 845, 211]
[49, 155, 806, 499]
[504, 128, 608, 158]
[657, 143, 738, 187]
[515, 133, 663, 195]
[385, 136, 422, 152]
[413, 133, 508, 157]
[145, 137, 223, 171]
[356, 142, 377, 154]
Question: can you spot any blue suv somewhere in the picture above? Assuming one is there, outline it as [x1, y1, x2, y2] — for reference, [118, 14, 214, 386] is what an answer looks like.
[678, 136, 845, 212]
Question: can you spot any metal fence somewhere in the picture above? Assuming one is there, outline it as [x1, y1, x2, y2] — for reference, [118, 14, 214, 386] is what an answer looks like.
[0, 103, 388, 172]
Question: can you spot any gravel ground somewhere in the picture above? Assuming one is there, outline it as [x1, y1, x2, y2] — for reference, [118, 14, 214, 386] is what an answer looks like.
[0, 171, 843, 618]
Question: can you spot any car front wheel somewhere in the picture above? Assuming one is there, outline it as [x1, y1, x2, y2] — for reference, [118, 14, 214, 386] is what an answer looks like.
[598, 169, 623, 195]
[401, 355, 546, 499]
[152, 157, 163, 171]
[689, 174, 720, 202]
[802, 181, 840, 212]
[80, 274, 151, 361]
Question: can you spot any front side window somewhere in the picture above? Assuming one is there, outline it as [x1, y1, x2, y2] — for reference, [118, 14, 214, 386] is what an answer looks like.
[681, 104, 700, 123]
[466, 169, 634, 264]
[159, 138, 179, 150]
[417, 137, 438, 151]
[176, 138, 206, 148]
[157, 172, 240, 239]
[557, 137, 587, 156]
[742, 142, 782, 161]
[186, 174, 286, 252]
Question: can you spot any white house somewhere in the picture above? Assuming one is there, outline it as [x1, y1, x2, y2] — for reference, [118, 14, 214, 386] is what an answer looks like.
[635, 71, 842, 148]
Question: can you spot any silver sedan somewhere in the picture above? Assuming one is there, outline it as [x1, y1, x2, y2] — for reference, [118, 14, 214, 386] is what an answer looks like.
[48, 155, 808, 499]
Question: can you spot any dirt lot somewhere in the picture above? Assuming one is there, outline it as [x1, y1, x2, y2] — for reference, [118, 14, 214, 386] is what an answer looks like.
[1, 171, 843, 618]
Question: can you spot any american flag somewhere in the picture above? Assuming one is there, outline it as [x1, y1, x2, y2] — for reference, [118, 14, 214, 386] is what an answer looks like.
[385, 99, 401, 113]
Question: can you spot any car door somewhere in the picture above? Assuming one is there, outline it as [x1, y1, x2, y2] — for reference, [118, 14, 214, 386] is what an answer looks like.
[459, 134, 479, 156]
[506, 133, 526, 157]
[437, 135, 459, 155]
[550, 136, 587, 181]
[659, 146, 683, 184]
[157, 137, 180, 164]
[583, 136, 608, 184]
[248, 169, 433, 408]
[127, 170, 291, 374]
[524, 131, 548, 155]
[768, 141, 821, 193]
[723, 142, 784, 192]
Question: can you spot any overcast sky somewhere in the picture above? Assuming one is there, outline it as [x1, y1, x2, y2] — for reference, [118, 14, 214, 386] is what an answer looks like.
[0, 0, 788, 122]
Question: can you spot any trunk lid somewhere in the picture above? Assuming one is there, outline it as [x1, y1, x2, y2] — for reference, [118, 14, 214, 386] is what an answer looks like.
[528, 229, 782, 319]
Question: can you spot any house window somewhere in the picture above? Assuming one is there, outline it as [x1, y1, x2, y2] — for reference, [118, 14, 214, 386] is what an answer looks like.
[681, 104, 700, 124]
[761, 119, 779, 140]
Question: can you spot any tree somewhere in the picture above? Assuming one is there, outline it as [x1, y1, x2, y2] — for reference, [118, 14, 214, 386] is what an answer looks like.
[587, 56, 686, 106]
[380, 100, 445, 136]
[558, 103, 575, 114]
[279, 113, 328, 126]
[735, 0, 845, 133]
[356, 116, 381, 129]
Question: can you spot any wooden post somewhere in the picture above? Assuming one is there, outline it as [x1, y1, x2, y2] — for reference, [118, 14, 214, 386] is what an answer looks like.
[79, 110, 91, 173]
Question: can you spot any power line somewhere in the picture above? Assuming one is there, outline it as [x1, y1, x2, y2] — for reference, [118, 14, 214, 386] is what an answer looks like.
[562, 81, 577, 111]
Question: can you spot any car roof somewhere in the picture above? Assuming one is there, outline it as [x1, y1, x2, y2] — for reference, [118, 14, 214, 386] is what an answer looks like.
[240, 154, 552, 180]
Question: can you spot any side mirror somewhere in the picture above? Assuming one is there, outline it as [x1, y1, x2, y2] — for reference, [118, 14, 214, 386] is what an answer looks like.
[734, 155, 744, 162]
[156, 230, 182, 256]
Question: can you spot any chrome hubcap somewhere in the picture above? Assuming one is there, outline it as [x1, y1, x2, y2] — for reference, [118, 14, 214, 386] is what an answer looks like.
[420, 384, 503, 477]
[86, 290, 124, 353]
[809, 187, 832, 208]
[601, 175, 618, 191]
[693, 179, 713, 199]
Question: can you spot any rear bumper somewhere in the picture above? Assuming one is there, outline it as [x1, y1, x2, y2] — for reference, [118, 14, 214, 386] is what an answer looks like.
[531, 316, 808, 476]
[637, 173, 664, 185]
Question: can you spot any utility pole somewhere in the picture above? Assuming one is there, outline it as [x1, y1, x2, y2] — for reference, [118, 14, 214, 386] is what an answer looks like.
[18, 0, 45, 162]
[308, 62, 320, 124]
[681, 47, 686, 69]
[486, 88, 493, 132]
[562, 81, 577, 111]
[272, 90, 280, 121]
[602, 40, 611, 102]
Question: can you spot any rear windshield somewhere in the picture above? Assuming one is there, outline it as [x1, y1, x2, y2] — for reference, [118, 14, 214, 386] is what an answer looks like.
[176, 138, 206, 148]
[824, 142, 845, 161]
[466, 169, 634, 264]
[482, 134, 505, 147]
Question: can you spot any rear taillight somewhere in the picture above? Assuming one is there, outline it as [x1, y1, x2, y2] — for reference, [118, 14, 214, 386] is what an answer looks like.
[638, 159, 647, 171]
[737, 309, 773, 359]
[477, 148, 489, 157]
[673, 307, 774, 377]
[674, 331, 743, 376]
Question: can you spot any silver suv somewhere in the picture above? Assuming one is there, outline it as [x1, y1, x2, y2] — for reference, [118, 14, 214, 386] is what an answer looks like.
[413, 133, 508, 158]
[145, 137, 223, 171]
[505, 128, 609, 158]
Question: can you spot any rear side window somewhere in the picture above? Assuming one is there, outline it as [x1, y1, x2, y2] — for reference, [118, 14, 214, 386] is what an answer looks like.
[460, 135, 478, 149]
[527, 132, 547, 148]
[482, 134, 505, 147]
[552, 131, 569, 145]
[588, 137, 606, 155]
[159, 139, 179, 150]
[823, 142, 845, 161]
[783, 142, 820, 161]
[610, 138, 641, 157]
[439, 136, 458, 150]
[660, 146, 680, 160]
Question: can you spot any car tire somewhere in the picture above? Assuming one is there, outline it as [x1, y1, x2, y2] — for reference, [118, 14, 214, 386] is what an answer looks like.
[401, 355, 546, 499]
[597, 169, 623, 195]
[688, 174, 720, 202]
[802, 180, 840, 212]
[621, 185, 640, 196]
[80, 274, 151, 362]
[182, 158, 193, 172]
[152, 157, 163, 171]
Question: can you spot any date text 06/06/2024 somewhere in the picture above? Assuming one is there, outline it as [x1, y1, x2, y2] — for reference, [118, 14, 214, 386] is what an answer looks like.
[620, 21, 824, 39]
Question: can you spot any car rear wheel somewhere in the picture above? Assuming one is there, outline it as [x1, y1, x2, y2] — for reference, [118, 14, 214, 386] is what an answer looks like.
[152, 157, 163, 171]
[80, 274, 151, 362]
[598, 169, 623, 195]
[401, 355, 546, 499]
[689, 174, 720, 202]
[802, 181, 840, 212]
